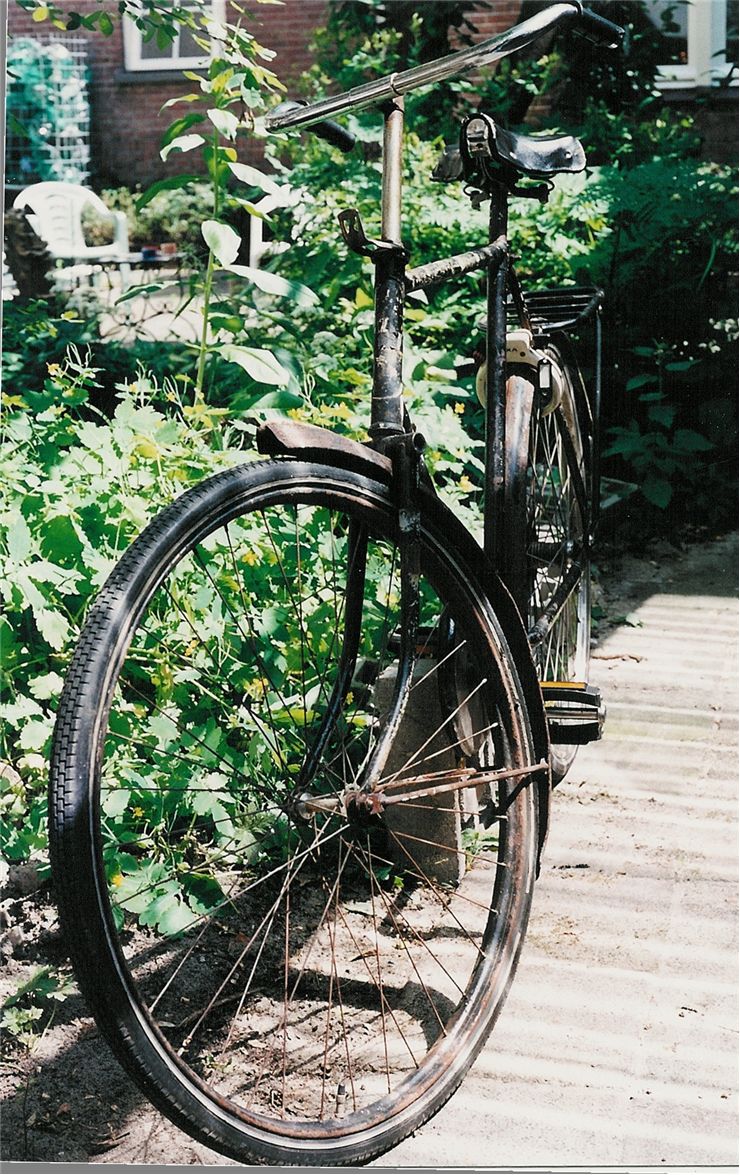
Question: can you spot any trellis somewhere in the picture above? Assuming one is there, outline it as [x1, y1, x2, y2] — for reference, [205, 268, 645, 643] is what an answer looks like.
[5, 35, 92, 189]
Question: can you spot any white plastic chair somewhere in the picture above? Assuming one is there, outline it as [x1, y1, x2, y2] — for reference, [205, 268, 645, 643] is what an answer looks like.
[12, 181, 130, 286]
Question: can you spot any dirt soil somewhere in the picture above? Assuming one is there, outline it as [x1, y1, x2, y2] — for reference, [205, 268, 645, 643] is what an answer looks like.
[1, 531, 737, 1169]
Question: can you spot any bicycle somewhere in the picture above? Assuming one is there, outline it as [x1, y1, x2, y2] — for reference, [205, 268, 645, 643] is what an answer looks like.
[49, 2, 623, 1165]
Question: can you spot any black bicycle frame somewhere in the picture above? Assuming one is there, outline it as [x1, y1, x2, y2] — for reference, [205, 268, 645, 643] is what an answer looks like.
[267, 0, 621, 795]
[368, 97, 512, 571]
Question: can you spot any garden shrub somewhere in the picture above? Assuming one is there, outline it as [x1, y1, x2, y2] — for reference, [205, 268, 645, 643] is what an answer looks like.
[2, 0, 737, 897]
[1, 361, 254, 869]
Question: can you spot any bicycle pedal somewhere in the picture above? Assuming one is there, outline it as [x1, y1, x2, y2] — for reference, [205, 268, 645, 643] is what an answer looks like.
[541, 681, 605, 745]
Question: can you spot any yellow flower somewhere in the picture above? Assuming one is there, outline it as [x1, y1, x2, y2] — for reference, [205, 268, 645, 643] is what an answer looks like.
[110, 872, 124, 887]
[459, 475, 473, 494]
[242, 550, 260, 566]
[454, 402, 465, 415]
[132, 806, 144, 818]
[287, 407, 304, 421]
[47, 363, 62, 377]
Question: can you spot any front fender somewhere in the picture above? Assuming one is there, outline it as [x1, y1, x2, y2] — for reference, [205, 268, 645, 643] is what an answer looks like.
[256, 419, 551, 869]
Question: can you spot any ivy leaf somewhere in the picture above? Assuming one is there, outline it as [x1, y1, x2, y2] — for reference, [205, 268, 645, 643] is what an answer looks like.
[202, 219, 241, 267]
[218, 345, 291, 386]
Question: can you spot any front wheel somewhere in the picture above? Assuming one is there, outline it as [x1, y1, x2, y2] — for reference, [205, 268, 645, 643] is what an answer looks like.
[50, 458, 540, 1167]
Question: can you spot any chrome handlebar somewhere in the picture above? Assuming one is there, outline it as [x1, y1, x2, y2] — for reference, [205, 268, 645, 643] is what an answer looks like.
[264, 2, 622, 134]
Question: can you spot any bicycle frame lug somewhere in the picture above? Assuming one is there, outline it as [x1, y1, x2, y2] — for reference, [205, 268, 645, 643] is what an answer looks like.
[338, 208, 407, 260]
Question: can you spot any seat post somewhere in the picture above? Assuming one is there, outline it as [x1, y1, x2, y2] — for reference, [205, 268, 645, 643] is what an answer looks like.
[483, 182, 509, 572]
[370, 97, 407, 446]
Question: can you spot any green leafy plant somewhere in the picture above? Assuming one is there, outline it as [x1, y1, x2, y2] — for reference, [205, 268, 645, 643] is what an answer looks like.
[603, 340, 715, 508]
[1, 966, 76, 1050]
[1, 356, 253, 878]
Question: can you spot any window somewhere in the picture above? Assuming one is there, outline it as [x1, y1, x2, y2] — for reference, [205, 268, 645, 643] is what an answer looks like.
[123, 0, 226, 72]
[646, 0, 738, 88]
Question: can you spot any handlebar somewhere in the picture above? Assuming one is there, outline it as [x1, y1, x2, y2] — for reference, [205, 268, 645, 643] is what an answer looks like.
[575, 5, 625, 49]
[264, 2, 624, 136]
[270, 99, 357, 155]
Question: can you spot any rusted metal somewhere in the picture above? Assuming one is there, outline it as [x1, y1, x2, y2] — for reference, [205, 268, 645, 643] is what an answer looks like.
[404, 236, 507, 293]
[370, 99, 407, 445]
[373, 760, 549, 805]
[256, 419, 391, 480]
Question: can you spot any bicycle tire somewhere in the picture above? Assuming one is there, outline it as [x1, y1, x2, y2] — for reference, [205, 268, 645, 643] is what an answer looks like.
[505, 351, 591, 783]
[50, 458, 539, 1167]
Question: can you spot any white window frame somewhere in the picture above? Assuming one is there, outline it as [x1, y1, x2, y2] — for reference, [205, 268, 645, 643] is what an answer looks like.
[123, 0, 226, 72]
[656, 0, 737, 89]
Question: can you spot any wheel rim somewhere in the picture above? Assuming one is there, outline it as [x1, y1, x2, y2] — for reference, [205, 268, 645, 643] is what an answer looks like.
[526, 395, 588, 684]
[87, 485, 536, 1144]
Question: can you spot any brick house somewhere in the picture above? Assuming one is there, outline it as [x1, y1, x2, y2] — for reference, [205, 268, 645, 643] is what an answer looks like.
[5, 0, 737, 197]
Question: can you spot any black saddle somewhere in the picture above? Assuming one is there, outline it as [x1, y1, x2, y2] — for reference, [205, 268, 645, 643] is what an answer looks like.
[433, 114, 585, 184]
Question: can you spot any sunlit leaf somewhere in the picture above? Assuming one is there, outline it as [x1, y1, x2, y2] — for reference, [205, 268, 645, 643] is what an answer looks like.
[160, 133, 204, 161]
[202, 219, 241, 266]
[218, 345, 291, 386]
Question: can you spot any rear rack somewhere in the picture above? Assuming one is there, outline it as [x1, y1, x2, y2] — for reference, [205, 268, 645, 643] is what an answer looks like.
[511, 285, 603, 335]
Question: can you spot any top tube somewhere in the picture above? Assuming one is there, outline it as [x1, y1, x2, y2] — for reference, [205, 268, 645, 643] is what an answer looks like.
[264, 1, 584, 132]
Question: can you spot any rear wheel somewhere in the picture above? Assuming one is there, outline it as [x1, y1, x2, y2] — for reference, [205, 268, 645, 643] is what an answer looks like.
[50, 459, 540, 1166]
[506, 354, 591, 782]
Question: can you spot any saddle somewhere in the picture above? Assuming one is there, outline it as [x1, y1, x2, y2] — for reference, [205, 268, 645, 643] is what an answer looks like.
[434, 114, 585, 185]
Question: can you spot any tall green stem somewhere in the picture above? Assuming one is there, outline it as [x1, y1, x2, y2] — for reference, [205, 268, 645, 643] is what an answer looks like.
[195, 130, 221, 399]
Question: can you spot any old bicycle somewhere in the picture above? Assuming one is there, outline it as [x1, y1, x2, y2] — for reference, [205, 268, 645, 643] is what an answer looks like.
[50, 2, 623, 1165]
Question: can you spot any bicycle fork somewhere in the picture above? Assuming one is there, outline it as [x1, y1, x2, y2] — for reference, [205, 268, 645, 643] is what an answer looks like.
[360, 95, 423, 791]
[294, 97, 422, 804]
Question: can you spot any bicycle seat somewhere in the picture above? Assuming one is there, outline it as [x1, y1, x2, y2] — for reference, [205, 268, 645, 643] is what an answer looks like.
[434, 116, 585, 183]
[486, 121, 585, 178]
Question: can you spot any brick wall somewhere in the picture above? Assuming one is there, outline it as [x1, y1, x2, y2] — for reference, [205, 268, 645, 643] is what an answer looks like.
[7, 0, 330, 189]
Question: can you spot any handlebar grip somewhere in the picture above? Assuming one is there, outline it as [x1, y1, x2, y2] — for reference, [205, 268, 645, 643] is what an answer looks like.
[269, 100, 357, 154]
[575, 6, 625, 49]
